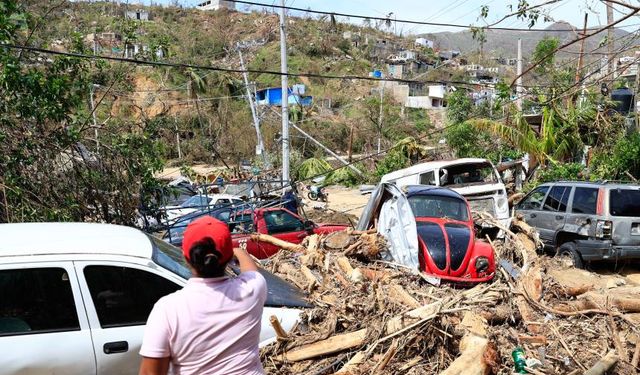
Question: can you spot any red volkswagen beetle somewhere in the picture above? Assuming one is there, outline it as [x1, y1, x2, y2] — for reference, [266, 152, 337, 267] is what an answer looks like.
[405, 186, 495, 283]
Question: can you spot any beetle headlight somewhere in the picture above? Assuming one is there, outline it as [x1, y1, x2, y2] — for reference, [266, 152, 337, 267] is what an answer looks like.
[475, 256, 490, 273]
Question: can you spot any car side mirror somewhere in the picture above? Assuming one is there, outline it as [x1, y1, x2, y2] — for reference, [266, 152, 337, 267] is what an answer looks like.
[304, 220, 315, 233]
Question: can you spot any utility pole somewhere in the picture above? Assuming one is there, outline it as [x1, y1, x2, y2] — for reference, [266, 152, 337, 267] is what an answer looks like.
[378, 84, 384, 153]
[290, 123, 363, 176]
[516, 39, 523, 111]
[575, 13, 588, 84]
[90, 84, 99, 153]
[606, 1, 615, 78]
[239, 49, 269, 167]
[279, 0, 290, 188]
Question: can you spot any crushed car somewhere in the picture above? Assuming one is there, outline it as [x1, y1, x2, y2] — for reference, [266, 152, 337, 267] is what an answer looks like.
[357, 183, 495, 284]
[381, 158, 511, 237]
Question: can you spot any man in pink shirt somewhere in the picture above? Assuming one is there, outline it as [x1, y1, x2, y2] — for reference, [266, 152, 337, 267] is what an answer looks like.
[139, 216, 267, 375]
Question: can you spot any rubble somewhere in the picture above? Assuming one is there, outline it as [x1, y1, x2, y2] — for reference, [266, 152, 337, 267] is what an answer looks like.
[257, 224, 640, 375]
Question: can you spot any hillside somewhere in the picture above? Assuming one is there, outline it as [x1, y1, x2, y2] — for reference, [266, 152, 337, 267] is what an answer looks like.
[422, 21, 633, 58]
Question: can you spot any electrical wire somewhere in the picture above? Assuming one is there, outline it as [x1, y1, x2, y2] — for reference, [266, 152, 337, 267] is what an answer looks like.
[231, 0, 593, 32]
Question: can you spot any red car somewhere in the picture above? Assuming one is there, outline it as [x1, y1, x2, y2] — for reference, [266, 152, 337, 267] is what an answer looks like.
[230, 207, 348, 259]
[406, 186, 495, 282]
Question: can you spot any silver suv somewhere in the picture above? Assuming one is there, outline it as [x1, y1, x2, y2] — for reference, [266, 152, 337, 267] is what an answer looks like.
[515, 181, 640, 268]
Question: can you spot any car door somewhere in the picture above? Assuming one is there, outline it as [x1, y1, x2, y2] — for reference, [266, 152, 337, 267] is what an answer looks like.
[0, 263, 96, 375]
[565, 186, 599, 238]
[75, 261, 183, 375]
[256, 209, 307, 258]
[515, 185, 550, 230]
[537, 185, 572, 244]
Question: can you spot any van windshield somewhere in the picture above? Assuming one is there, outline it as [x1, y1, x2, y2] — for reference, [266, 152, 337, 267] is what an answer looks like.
[440, 162, 498, 187]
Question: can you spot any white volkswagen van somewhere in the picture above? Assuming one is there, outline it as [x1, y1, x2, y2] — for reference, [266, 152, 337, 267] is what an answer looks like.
[381, 158, 511, 230]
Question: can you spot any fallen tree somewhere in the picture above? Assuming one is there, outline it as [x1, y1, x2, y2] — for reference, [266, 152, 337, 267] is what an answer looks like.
[258, 227, 640, 374]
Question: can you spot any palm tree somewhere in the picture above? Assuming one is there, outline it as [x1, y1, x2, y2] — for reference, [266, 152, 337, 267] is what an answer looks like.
[186, 68, 207, 134]
[469, 106, 582, 168]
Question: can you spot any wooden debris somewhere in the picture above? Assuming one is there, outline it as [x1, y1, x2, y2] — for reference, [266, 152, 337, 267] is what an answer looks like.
[250, 233, 305, 252]
[583, 350, 618, 375]
[279, 329, 368, 362]
[269, 315, 289, 340]
[259, 219, 639, 374]
[440, 312, 492, 375]
[388, 284, 421, 308]
[300, 265, 319, 290]
[334, 352, 365, 374]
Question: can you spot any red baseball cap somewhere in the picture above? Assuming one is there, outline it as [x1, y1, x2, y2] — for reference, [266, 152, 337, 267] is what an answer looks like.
[182, 216, 233, 265]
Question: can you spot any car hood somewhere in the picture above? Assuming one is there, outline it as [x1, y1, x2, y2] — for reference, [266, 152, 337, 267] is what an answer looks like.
[416, 218, 473, 273]
[447, 183, 505, 197]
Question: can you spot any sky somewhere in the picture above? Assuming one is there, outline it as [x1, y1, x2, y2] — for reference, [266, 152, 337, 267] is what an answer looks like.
[135, 0, 640, 34]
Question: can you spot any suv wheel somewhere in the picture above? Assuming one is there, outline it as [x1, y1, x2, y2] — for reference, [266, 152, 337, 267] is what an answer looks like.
[557, 242, 584, 269]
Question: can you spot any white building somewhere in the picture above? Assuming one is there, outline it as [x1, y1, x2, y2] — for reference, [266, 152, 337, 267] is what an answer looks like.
[196, 0, 236, 11]
[415, 37, 434, 49]
[125, 9, 149, 21]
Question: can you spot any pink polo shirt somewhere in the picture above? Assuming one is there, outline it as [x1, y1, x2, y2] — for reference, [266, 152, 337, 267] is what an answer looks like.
[140, 271, 267, 375]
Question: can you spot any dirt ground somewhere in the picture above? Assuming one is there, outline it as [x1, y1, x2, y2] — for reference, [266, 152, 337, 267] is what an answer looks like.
[299, 185, 370, 225]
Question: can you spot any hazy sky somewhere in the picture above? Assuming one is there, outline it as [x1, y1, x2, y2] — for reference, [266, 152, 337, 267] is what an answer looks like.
[137, 0, 640, 34]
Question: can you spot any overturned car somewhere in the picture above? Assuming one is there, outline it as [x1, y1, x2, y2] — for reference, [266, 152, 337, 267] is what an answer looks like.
[357, 184, 495, 283]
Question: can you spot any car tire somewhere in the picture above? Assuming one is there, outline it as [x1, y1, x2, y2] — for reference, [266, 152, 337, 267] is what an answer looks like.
[557, 242, 584, 269]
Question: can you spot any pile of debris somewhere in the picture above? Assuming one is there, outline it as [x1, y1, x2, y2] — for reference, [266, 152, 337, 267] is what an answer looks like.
[257, 223, 640, 375]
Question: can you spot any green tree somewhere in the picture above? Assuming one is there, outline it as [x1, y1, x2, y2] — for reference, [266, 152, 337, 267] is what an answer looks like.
[532, 37, 559, 75]
[0, 0, 166, 224]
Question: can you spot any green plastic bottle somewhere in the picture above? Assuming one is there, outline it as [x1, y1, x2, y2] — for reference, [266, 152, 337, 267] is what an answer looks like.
[512, 347, 528, 374]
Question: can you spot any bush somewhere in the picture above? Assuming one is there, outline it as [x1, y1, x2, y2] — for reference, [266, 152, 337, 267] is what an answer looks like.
[375, 150, 409, 177]
[591, 132, 640, 181]
[325, 165, 364, 187]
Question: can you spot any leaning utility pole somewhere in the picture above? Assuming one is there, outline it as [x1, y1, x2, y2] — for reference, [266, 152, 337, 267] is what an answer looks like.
[606, 1, 615, 78]
[575, 13, 589, 84]
[279, 0, 290, 188]
[516, 39, 523, 111]
[238, 49, 269, 167]
[89, 84, 99, 153]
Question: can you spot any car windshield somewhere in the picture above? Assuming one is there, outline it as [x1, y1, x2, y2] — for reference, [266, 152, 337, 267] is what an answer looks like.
[441, 162, 498, 187]
[180, 195, 211, 208]
[610, 188, 640, 217]
[408, 195, 469, 221]
[149, 235, 191, 279]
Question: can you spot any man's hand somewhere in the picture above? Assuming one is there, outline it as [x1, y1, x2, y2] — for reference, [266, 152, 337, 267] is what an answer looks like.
[233, 247, 259, 273]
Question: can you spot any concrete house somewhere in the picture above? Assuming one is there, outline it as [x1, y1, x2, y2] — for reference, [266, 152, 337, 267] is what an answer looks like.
[255, 86, 312, 107]
[125, 9, 150, 21]
[196, 0, 236, 11]
[415, 37, 434, 49]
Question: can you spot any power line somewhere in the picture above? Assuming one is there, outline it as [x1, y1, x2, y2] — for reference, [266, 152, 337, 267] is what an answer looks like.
[0, 43, 519, 88]
[232, 0, 622, 32]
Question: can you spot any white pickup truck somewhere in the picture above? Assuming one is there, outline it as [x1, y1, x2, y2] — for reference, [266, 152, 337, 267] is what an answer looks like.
[381, 158, 511, 231]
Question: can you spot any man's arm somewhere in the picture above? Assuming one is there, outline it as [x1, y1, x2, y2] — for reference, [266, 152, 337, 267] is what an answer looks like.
[234, 247, 258, 273]
[139, 356, 170, 375]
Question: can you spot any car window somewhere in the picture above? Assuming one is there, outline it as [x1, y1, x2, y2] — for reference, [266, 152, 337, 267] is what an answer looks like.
[83, 266, 181, 328]
[216, 199, 230, 205]
[571, 187, 598, 214]
[264, 210, 305, 234]
[408, 195, 469, 221]
[610, 188, 640, 217]
[181, 195, 209, 208]
[0, 268, 79, 336]
[519, 186, 549, 210]
[419, 171, 436, 185]
[543, 186, 570, 212]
